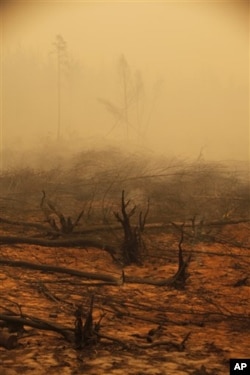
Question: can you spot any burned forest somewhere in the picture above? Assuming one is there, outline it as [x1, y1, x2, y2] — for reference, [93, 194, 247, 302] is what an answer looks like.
[0, 148, 249, 375]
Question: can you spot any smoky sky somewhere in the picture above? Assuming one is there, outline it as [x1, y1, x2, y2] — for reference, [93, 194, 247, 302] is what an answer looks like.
[0, 0, 249, 162]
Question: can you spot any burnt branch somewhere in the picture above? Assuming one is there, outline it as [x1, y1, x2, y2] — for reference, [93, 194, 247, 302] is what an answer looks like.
[74, 295, 99, 349]
[0, 313, 73, 342]
[114, 190, 148, 265]
[139, 198, 150, 232]
[171, 222, 191, 289]
[40, 190, 83, 234]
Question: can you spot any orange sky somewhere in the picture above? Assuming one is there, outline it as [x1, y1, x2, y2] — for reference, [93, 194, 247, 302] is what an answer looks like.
[0, 0, 249, 161]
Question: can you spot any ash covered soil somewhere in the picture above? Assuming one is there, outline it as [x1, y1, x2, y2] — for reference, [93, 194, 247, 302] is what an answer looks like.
[0, 212, 249, 375]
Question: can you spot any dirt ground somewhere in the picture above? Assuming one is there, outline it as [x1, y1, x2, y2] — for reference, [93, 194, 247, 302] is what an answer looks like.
[0, 215, 249, 375]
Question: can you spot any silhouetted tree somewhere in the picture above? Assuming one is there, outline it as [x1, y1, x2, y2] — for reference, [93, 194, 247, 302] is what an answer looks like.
[52, 35, 68, 141]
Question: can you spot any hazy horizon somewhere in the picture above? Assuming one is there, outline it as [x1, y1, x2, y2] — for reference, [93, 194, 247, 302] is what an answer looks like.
[0, 0, 249, 168]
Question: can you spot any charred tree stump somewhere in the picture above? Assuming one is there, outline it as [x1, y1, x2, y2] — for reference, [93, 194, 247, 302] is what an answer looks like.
[74, 295, 99, 349]
[114, 190, 149, 265]
[40, 190, 84, 234]
[171, 223, 191, 289]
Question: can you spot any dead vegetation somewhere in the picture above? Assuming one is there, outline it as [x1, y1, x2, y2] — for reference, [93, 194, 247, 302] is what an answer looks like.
[0, 150, 249, 374]
[114, 190, 149, 265]
[40, 190, 84, 235]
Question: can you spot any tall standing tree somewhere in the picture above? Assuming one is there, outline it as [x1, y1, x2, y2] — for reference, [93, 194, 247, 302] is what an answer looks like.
[133, 69, 145, 144]
[118, 54, 131, 139]
[52, 35, 68, 141]
[98, 54, 140, 142]
[98, 54, 161, 145]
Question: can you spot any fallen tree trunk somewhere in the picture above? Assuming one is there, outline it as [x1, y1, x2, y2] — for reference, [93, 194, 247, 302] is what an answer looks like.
[2, 216, 248, 233]
[0, 235, 117, 258]
[0, 217, 46, 231]
[0, 258, 119, 284]
[0, 313, 73, 341]
[124, 274, 185, 286]
[0, 258, 189, 287]
[96, 331, 191, 351]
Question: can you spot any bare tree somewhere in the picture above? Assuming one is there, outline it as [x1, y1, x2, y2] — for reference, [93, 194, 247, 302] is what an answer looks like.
[118, 54, 131, 139]
[98, 54, 139, 141]
[114, 190, 149, 265]
[52, 35, 68, 141]
[98, 54, 162, 144]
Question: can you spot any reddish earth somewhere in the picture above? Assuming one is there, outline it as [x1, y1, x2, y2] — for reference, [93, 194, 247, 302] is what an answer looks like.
[0, 217, 249, 375]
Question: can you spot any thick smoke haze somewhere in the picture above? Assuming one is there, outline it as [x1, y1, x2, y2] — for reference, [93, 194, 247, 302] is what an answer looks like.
[0, 0, 249, 168]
